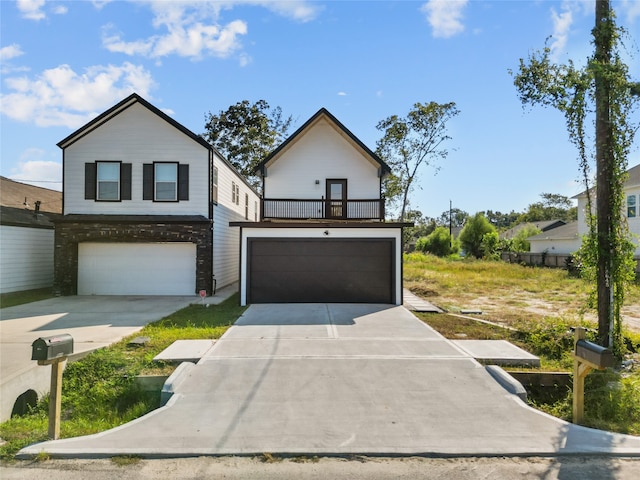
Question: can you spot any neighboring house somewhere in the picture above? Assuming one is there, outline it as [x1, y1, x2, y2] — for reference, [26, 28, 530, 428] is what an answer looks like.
[0, 177, 62, 293]
[500, 219, 566, 240]
[527, 164, 640, 257]
[54, 93, 258, 296]
[574, 163, 640, 257]
[528, 221, 580, 254]
[231, 108, 409, 306]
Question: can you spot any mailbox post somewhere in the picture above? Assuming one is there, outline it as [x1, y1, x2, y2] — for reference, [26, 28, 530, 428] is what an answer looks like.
[31, 334, 74, 440]
[572, 327, 615, 425]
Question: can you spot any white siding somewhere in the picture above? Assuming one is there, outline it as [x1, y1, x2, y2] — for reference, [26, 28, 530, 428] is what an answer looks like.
[212, 154, 260, 288]
[0, 226, 54, 293]
[264, 118, 380, 199]
[238, 227, 402, 306]
[577, 187, 640, 256]
[63, 103, 209, 216]
[529, 238, 582, 255]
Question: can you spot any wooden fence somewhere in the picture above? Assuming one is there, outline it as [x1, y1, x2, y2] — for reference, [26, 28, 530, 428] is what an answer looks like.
[501, 252, 640, 273]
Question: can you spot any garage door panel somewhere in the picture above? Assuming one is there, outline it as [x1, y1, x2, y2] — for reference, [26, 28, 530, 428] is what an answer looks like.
[248, 239, 393, 303]
[250, 254, 391, 274]
[78, 242, 196, 296]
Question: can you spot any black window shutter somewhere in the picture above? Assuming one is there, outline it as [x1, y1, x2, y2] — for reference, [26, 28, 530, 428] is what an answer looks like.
[143, 164, 153, 200]
[85, 163, 96, 200]
[121, 163, 132, 200]
[178, 164, 189, 201]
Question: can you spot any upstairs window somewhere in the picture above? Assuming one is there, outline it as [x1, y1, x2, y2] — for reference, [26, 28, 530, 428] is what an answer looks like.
[97, 162, 120, 201]
[628, 195, 637, 218]
[143, 163, 188, 201]
[232, 181, 237, 204]
[155, 163, 178, 201]
[245, 193, 249, 219]
[85, 161, 131, 201]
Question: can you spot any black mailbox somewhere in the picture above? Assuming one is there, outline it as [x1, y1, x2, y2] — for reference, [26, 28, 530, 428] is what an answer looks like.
[575, 339, 615, 369]
[31, 334, 74, 361]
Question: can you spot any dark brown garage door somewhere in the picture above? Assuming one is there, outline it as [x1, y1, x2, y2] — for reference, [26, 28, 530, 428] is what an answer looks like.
[248, 238, 394, 303]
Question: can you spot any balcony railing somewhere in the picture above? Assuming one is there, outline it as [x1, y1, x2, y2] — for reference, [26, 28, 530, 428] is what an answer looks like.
[261, 198, 384, 221]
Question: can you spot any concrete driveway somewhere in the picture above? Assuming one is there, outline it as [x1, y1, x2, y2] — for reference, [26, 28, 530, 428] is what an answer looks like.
[0, 295, 200, 422]
[17, 303, 640, 458]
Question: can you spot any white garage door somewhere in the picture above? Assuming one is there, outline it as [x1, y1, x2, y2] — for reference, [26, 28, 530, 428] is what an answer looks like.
[78, 242, 196, 295]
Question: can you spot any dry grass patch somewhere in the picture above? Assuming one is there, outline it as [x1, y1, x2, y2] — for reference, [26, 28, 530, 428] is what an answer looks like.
[404, 253, 640, 329]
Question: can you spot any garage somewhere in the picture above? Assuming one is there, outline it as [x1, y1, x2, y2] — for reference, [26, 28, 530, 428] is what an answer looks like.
[78, 242, 196, 295]
[248, 238, 394, 303]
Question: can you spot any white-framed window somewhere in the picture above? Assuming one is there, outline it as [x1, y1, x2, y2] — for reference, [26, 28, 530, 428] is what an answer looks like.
[628, 195, 637, 218]
[255, 201, 258, 221]
[232, 181, 237, 204]
[155, 163, 178, 201]
[96, 161, 120, 201]
[212, 166, 219, 203]
[245, 193, 249, 219]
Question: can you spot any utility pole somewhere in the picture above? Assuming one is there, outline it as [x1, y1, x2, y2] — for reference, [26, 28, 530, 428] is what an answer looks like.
[449, 200, 453, 248]
[594, 0, 614, 347]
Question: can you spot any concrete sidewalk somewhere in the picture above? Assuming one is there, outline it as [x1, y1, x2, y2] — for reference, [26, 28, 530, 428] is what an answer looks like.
[17, 303, 640, 458]
[0, 284, 237, 422]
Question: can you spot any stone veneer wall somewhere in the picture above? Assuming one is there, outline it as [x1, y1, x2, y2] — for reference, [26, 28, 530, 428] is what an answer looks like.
[53, 219, 212, 295]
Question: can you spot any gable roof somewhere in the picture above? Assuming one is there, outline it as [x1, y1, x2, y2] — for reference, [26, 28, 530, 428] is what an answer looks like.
[574, 163, 640, 198]
[0, 176, 62, 214]
[500, 220, 566, 240]
[527, 221, 578, 241]
[253, 108, 391, 177]
[57, 93, 211, 151]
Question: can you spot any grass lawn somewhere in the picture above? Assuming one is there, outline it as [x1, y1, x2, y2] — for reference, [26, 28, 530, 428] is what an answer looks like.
[0, 294, 246, 460]
[407, 253, 640, 436]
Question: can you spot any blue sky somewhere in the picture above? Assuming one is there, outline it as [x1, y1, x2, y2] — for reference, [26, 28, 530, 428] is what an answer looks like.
[1, 0, 639, 219]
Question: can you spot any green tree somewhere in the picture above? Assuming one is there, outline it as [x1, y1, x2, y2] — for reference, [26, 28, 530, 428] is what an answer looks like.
[480, 231, 500, 260]
[416, 226, 458, 257]
[437, 207, 469, 228]
[402, 210, 436, 249]
[375, 102, 460, 221]
[518, 193, 577, 223]
[459, 213, 496, 259]
[512, 0, 639, 349]
[483, 210, 520, 229]
[512, 225, 542, 252]
[203, 100, 293, 188]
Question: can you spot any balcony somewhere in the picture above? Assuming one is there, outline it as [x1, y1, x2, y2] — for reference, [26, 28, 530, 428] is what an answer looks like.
[261, 198, 385, 221]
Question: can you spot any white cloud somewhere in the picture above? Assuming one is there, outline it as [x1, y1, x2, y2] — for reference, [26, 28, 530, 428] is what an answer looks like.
[10, 149, 62, 191]
[0, 62, 155, 128]
[251, 1, 321, 23]
[421, 0, 468, 39]
[17, 0, 46, 20]
[549, 4, 573, 58]
[0, 44, 24, 61]
[621, 0, 640, 23]
[337, 91, 347, 96]
[101, 1, 320, 61]
[52, 5, 68, 15]
[102, 2, 249, 60]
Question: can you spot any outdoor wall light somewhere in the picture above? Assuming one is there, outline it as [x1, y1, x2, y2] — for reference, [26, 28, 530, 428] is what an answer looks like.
[315, 179, 320, 184]
[323, 230, 329, 236]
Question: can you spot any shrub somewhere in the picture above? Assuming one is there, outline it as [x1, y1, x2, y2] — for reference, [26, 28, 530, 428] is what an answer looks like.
[416, 226, 458, 257]
[459, 213, 496, 258]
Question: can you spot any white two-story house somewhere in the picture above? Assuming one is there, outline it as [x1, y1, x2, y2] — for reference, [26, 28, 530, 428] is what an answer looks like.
[231, 108, 409, 306]
[528, 163, 640, 259]
[54, 94, 258, 296]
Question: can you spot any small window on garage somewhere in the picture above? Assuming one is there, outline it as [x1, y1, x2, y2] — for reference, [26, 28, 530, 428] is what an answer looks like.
[97, 161, 120, 201]
[155, 163, 178, 201]
[629, 195, 637, 218]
